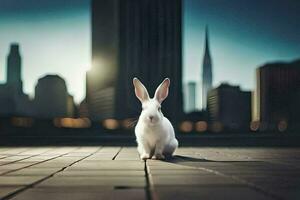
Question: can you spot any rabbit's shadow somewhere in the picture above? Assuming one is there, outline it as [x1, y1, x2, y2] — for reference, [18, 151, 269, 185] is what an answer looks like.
[165, 155, 211, 163]
[163, 155, 260, 168]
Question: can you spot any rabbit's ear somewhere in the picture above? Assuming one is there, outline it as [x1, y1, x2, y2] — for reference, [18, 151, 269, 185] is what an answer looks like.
[154, 78, 170, 103]
[133, 77, 150, 103]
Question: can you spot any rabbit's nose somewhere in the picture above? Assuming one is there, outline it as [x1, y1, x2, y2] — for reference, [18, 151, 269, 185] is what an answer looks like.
[149, 116, 154, 121]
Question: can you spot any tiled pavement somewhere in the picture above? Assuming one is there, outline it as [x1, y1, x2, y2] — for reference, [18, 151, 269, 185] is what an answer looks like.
[0, 147, 298, 200]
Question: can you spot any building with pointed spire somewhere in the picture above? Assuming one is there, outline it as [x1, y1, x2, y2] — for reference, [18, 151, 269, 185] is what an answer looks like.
[202, 26, 213, 110]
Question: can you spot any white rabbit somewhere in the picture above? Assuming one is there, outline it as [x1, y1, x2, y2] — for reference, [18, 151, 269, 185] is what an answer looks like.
[133, 77, 178, 160]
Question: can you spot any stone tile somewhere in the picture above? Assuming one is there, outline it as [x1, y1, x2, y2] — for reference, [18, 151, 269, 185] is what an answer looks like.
[0, 169, 14, 174]
[271, 188, 300, 200]
[98, 147, 121, 153]
[0, 176, 45, 186]
[70, 161, 144, 170]
[6, 168, 61, 176]
[0, 163, 34, 171]
[146, 161, 195, 170]
[37, 176, 146, 187]
[149, 169, 211, 175]
[23, 156, 58, 161]
[115, 153, 140, 160]
[0, 148, 28, 155]
[150, 175, 242, 186]
[39, 148, 77, 155]
[0, 148, 10, 153]
[0, 146, 298, 200]
[30, 162, 71, 168]
[18, 148, 52, 156]
[56, 170, 144, 177]
[0, 186, 23, 199]
[70, 147, 100, 153]
[147, 165, 194, 170]
[152, 186, 273, 200]
[0, 161, 13, 165]
[0, 156, 30, 162]
[11, 187, 146, 200]
[63, 152, 91, 157]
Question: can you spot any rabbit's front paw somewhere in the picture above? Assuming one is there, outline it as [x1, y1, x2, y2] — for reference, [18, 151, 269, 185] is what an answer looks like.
[152, 154, 165, 160]
[140, 153, 150, 160]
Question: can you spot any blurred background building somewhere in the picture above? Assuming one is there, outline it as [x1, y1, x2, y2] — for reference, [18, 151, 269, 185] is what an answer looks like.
[7, 43, 22, 93]
[202, 27, 213, 110]
[252, 59, 300, 130]
[208, 83, 251, 130]
[34, 75, 74, 119]
[0, 84, 14, 115]
[87, 0, 183, 121]
[186, 82, 197, 113]
[0, 44, 33, 116]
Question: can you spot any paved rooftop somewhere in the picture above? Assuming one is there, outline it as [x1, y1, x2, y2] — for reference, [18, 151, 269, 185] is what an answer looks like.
[0, 147, 299, 200]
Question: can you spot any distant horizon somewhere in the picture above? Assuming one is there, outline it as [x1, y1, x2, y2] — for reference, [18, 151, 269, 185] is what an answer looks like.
[0, 0, 299, 110]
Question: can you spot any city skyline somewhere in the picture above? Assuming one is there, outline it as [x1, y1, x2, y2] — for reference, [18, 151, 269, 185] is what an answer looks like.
[0, 0, 300, 106]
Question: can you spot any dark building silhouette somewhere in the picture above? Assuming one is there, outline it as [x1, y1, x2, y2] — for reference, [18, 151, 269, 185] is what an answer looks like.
[67, 94, 76, 117]
[79, 99, 89, 118]
[34, 75, 71, 118]
[202, 26, 213, 110]
[88, 0, 183, 121]
[0, 84, 15, 115]
[183, 110, 208, 122]
[7, 43, 22, 93]
[208, 83, 251, 130]
[253, 59, 300, 130]
[0, 43, 33, 116]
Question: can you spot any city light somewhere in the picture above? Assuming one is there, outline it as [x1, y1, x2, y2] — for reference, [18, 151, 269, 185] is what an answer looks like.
[179, 121, 193, 133]
[250, 121, 260, 132]
[102, 119, 119, 130]
[53, 117, 91, 128]
[278, 120, 288, 132]
[195, 121, 207, 132]
[11, 117, 34, 128]
[121, 118, 136, 130]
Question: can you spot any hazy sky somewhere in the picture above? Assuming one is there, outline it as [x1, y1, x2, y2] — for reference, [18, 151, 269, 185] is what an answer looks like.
[0, 0, 90, 103]
[0, 0, 299, 108]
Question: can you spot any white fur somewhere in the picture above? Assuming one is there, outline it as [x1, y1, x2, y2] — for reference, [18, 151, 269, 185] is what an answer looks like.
[133, 77, 178, 160]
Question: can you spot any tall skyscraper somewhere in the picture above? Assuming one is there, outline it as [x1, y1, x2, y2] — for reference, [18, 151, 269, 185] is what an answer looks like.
[7, 43, 22, 94]
[253, 59, 300, 130]
[202, 26, 213, 110]
[0, 43, 34, 116]
[88, 0, 183, 121]
[87, 0, 119, 120]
